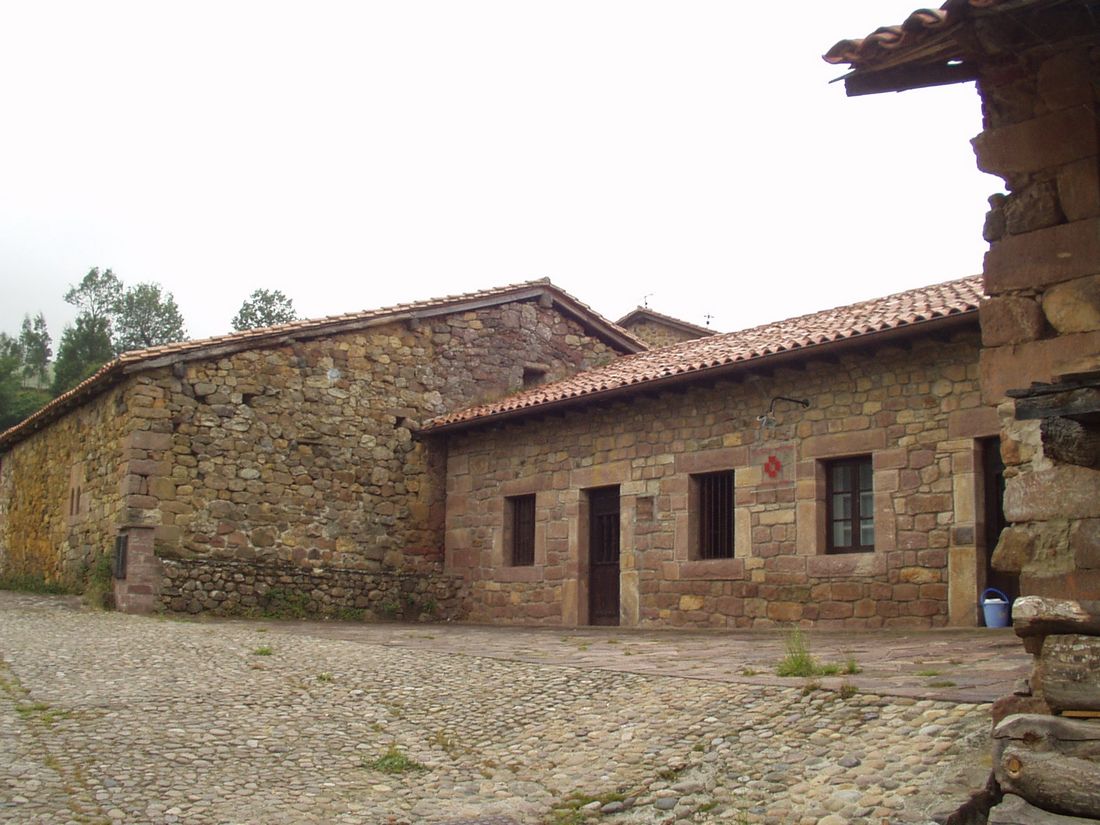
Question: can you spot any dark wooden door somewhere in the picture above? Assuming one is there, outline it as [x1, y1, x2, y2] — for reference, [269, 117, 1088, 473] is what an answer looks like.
[982, 437, 1019, 601]
[588, 486, 620, 626]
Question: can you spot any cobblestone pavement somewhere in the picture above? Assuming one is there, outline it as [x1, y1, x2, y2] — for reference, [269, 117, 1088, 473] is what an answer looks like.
[0, 593, 1026, 825]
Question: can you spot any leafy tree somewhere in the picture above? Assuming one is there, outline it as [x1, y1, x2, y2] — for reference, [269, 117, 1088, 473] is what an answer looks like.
[232, 289, 298, 331]
[18, 313, 51, 387]
[112, 282, 187, 353]
[51, 315, 115, 396]
[64, 267, 123, 326]
[0, 333, 50, 430]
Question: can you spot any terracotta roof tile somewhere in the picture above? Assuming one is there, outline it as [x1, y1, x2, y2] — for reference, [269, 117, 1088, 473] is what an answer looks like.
[823, 0, 1038, 70]
[0, 279, 644, 451]
[425, 276, 984, 432]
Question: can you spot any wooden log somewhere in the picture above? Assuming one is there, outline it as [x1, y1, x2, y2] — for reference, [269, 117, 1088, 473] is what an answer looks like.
[1038, 635, 1100, 713]
[989, 793, 1100, 824]
[993, 715, 1100, 819]
[994, 714, 1100, 760]
[995, 746, 1100, 819]
[1041, 416, 1100, 468]
[1014, 597, 1100, 643]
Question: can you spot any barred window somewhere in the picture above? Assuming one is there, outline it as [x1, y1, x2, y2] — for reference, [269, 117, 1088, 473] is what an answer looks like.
[507, 494, 536, 566]
[693, 470, 735, 560]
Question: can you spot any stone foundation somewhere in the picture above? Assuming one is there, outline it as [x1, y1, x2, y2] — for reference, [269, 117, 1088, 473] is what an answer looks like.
[159, 557, 468, 621]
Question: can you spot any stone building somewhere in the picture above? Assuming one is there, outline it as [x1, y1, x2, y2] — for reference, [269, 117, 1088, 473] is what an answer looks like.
[427, 276, 1003, 629]
[0, 280, 642, 614]
[824, 0, 1100, 603]
[616, 307, 718, 349]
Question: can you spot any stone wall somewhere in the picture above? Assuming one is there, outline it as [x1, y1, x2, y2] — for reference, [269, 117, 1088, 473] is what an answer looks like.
[0, 382, 132, 586]
[445, 327, 996, 628]
[978, 46, 1100, 600]
[620, 317, 713, 349]
[159, 557, 466, 620]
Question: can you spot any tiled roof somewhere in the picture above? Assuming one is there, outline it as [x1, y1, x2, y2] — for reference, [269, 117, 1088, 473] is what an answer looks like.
[616, 307, 718, 338]
[425, 276, 984, 432]
[823, 0, 1043, 71]
[0, 279, 645, 451]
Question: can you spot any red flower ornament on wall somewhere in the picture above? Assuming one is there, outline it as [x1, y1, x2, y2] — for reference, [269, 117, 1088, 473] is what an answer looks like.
[764, 455, 782, 479]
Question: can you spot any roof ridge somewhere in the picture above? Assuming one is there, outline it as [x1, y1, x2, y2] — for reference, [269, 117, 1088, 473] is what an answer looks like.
[425, 275, 985, 432]
[0, 278, 644, 450]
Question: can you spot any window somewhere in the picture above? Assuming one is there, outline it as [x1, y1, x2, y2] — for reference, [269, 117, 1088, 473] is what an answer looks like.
[506, 494, 536, 566]
[827, 457, 874, 553]
[693, 470, 735, 559]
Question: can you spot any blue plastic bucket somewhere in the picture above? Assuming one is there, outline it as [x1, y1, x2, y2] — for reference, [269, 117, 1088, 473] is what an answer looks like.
[981, 588, 1011, 628]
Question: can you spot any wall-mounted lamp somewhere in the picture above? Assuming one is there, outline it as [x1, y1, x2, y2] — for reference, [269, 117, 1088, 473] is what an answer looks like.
[756, 396, 810, 429]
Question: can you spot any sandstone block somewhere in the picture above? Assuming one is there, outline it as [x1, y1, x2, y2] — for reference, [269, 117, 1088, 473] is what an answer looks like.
[984, 218, 1100, 295]
[1005, 466, 1100, 522]
[1003, 179, 1064, 236]
[1043, 274, 1100, 334]
[973, 105, 1098, 177]
[1036, 49, 1094, 111]
[1057, 156, 1100, 221]
[980, 296, 1047, 346]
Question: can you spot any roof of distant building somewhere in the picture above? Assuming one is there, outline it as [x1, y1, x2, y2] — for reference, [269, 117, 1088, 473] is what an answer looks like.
[0, 279, 645, 451]
[425, 275, 984, 433]
[616, 307, 718, 339]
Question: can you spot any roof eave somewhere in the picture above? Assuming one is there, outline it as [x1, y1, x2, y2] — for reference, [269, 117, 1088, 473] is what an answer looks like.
[421, 310, 979, 437]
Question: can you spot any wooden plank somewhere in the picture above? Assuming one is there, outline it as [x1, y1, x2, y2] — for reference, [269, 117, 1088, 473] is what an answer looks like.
[989, 793, 1100, 824]
[1039, 635, 1100, 714]
[1014, 387, 1100, 420]
[1013, 597, 1100, 641]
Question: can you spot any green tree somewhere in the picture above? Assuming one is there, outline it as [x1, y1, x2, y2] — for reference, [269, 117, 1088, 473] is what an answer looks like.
[51, 315, 115, 396]
[0, 333, 51, 430]
[232, 289, 298, 331]
[18, 313, 51, 387]
[112, 282, 187, 353]
[64, 267, 123, 326]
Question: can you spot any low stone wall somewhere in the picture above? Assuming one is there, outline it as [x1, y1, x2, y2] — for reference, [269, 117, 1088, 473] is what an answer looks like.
[159, 558, 468, 621]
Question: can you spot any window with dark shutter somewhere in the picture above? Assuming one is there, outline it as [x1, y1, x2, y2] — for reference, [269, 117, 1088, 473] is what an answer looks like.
[826, 456, 874, 553]
[508, 494, 536, 566]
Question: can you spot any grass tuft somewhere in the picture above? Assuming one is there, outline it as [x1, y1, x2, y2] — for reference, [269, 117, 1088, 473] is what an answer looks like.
[361, 746, 426, 774]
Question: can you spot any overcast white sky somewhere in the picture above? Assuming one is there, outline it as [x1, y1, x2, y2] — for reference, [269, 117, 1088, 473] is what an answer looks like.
[0, 1, 1000, 345]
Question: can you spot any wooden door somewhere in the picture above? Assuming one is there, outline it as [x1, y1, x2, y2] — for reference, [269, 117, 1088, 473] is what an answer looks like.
[588, 486, 620, 626]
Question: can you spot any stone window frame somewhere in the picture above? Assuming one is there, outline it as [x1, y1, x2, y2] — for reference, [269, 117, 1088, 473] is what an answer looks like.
[492, 478, 548, 582]
[689, 469, 736, 560]
[670, 447, 750, 579]
[825, 455, 875, 554]
[797, 429, 896, 557]
[505, 493, 536, 567]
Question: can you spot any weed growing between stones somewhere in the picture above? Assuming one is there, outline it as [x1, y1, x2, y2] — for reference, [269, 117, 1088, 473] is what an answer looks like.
[776, 626, 816, 677]
[0, 573, 77, 596]
[547, 790, 627, 824]
[253, 645, 273, 656]
[316, 672, 333, 682]
[361, 746, 425, 774]
[928, 679, 957, 688]
[775, 626, 862, 678]
[81, 554, 113, 610]
[258, 588, 311, 619]
[838, 681, 858, 699]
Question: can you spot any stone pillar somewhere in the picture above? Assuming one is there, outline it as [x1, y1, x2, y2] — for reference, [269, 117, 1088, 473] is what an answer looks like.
[976, 48, 1100, 601]
[112, 526, 161, 613]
